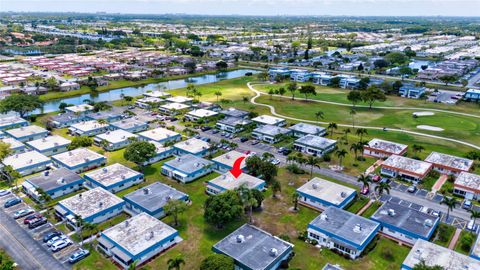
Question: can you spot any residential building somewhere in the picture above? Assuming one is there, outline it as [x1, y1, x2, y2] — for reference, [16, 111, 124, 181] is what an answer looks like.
[97, 213, 182, 269]
[65, 104, 94, 114]
[464, 89, 480, 102]
[212, 150, 246, 173]
[399, 85, 426, 99]
[307, 207, 380, 259]
[161, 154, 213, 183]
[0, 115, 28, 130]
[94, 129, 138, 151]
[453, 172, 480, 200]
[85, 111, 123, 123]
[215, 117, 252, 133]
[213, 224, 294, 270]
[68, 120, 111, 136]
[110, 118, 148, 133]
[158, 102, 191, 115]
[206, 172, 265, 195]
[297, 177, 357, 211]
[472, 234, 480, 261]
[219, 108, 249, 119]
[381, 155, 433, 182]
[185, 109, 218, 122]
[54, 187, 125, 229]
[363, 138, 408, 158]
[425, 152, 473, 175]
[48, 112, 86, 128]
[401, 239, 480, 270]
[26, 135, 71, 156]
[84, 163, 144, 193]
[138, 127, 181, 144]
[1, 137, 26, 153]
[22, 168, 84, 201]
[143, 90, 171, 99]
[252, 125, 292, 144]
[5, 125, 49, 142]
[165, 96, 193, 104]
[142, 141, 174, 166]
[135, 97, 164, 109]
[3, 150, 51, 176]
[124, 182, 189, 218]
[288, 123, 326, 138]
[293, 135, 337, 157]
[52, 148, 107, 173]
[173, 138, 211, 157]
[370, 201, 439, 245]
[252, 115, 286, 127]
[59, 82, 80, 91]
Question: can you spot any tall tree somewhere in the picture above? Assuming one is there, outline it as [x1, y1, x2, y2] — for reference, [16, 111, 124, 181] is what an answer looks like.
[236, 185, 258, 223]
[287, 82, 297, 100]
[0, 94, 43, 117]
[200, 254, 234, 270]
[164, 199, 188, 227]
[335, 149, 348, 168]
[470, 210, 480, 228]
[440, 197, 458, 221]
[292, 191, 300, 211]
[271, 179, 282, 198]
[305, 156, 321, 176]
[355, 128, 368, 143]
[204, 191, 243, 228]
[357, 174, 372, 189]
[361, 86, 386, 109]
[315, 111, 324, 123]
[375, 182, 391, 196]
[347, 90, 362, 107]
[298, 85, 316, 101]
[328, 122, 337, 138]
[350, 109, 357, 128]
[167, 254, 185, 270]
[123, 141, 157, 172]
[214, 91, 222, 102]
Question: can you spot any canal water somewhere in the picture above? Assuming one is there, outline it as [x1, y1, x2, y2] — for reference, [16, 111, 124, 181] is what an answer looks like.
[39, 69, 258, 113]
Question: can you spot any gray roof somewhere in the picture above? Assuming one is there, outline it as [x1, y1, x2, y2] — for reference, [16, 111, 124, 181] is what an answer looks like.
[219, 108, 249, 118]
[163, 154, 213, 174]
[85, 110, 122, 120]
[110, 118, 147, 130]
[309, 206, 379, 248]
[371, 201, 438, 238]
[25, 168, 82, 192]
[213, 224, 293, 270]
[289, 123, 325, 135]
[253, 125, 291, 137]
[425, 152, 473, 171]
[50, 112, 84, 123]
[295, 134, 336, 149]
[124, 182, 188, 213]
[217, 117, 252, 126]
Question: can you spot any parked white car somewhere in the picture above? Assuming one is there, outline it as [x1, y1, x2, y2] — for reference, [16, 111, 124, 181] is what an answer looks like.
[47, 235, 67, 247]
[51, 239, 72, 252]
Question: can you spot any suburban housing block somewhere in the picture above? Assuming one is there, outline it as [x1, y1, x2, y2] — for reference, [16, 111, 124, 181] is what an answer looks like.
[206, 172, 265, 195]
[381, 155, 433, 182]
[453, 172, 480, 200]
[22, 168, 84, 201]
[293, 135, 337, 157]
[424, 151, 473, 175]
[297, 177, 357, 211]
[84, 163, 144, 193]
[363, 138, 408, 158]
[161, 154, 214, 183]
[51, 147, 107, 173]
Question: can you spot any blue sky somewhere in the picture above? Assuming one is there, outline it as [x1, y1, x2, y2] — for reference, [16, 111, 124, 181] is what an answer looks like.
[1, 0, 479, 16]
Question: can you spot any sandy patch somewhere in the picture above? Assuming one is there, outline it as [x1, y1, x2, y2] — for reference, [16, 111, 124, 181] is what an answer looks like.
[417, 125, 444, 131]
[413, 111, 435, 116]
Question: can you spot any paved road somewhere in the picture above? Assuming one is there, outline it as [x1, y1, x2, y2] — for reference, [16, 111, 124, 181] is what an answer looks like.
[247, 82, 480, 150]
[0, 202, 69, 270]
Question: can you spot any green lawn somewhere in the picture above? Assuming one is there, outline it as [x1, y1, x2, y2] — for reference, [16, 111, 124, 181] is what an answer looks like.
[74, 243, 118, 270]
[432, 223, 456, 247]
[361, 201, 382, 218]
[346, 196, 370, 214]
[454, 230, 476, 255]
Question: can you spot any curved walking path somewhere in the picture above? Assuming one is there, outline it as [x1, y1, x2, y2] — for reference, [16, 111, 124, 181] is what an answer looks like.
[252, 83, 480, 119]
[247, 82, 480, 150]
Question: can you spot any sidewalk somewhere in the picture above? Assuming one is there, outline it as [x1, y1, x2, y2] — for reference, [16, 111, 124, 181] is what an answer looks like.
[432, 175, 448, 193]
[448, 228, 462, 249]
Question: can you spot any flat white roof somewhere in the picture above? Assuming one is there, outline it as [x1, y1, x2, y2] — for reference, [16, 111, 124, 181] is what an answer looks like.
[66, 104, 94, 113]
[160, 102, 190, 111]
[3, 150, 50, 170]
[102, 212, 178, 256]
[1, 137, 24, 149]
[52, 148, 105, 168]
[425, 152, 473, 171]
[174, 138, 210, 154]
[110, 118, 147, 130]
[5, 125, 47, 138]
[366, 138, 408, 155]
[136, 97, 163, 104]
[454, 171, 480, 191]
[0, 115, 27, 127]
[252, 115, 285, 125]
[144, 90, 171, 98]
[139, 127, 179, 142]
[59, 187, 124, 219]
[26, 135, 71, 151]
[212, 150, 246, 168]
[187, 109, 218, 118]
[71, 120, 109, 132]
[402, 239, 480, 270]
[209, 172, 264, 191]
[382, 155, 432, 176]
[85, 163, 141, 188]
[95, 129, 138, 144]
[165, 96, 193, 103]
[297, 177, 356, 206]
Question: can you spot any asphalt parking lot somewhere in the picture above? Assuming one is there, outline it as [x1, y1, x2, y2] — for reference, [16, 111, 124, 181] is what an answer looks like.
[0, 192, 78, 267]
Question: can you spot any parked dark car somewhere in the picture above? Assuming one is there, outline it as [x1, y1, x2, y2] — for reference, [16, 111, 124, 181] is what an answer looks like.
[201, 126, 212, 132]
[212, 129, 220, 134]
[68, 249, 90, 264]
[25, 214, 43, 224]
[28, 217, 48, 229]
[4, 197, 21, 208]
[43, 231, 62, 243]
[240, 137, 249, 143]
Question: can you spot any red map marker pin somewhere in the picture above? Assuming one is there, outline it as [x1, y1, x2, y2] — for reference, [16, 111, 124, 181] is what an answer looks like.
[229, 156, 246, 179]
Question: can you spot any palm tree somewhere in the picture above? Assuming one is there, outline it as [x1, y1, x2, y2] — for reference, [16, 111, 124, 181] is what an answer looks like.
[127, 260, 139, 270]
[375, 181, 391, 196]
[237, 185, 257, 224]
[350, 109, 357, 128]
[167, 255, 185, 270]
[470, 210, 480, 228]
[335, 149, 348, 168]
[412, 144, 425, 156]
[315, 111, 324, 123]
[35, 188, 52, 209]
[271, 179, 281, 198]
[97, 118, 108, 125]
[357, 174, 372, 189]
[75, 215, 85, 244]
[343, 128, 351, 144]
[350, 142, 363, 160]
[440, 197, 458, 221]
[242, 96, 249, 104]
[292, 191, 300, 211]
[305, 156, 321, 176]
[328, 122, 337, 138]
[214, 91, 222, 102]
[355, 128, 368, 143]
